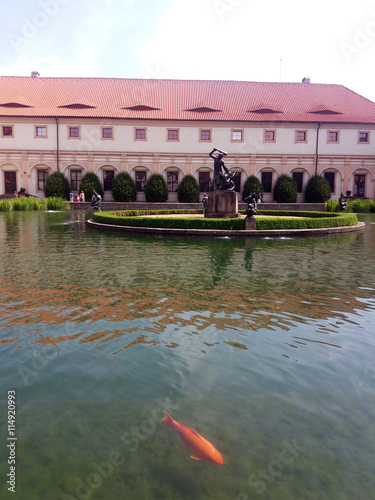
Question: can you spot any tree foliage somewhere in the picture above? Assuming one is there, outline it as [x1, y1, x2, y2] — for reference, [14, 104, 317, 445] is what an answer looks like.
[242, 175, 263, 201]
[273, 174, 297, 203]
[79, 172, 104, 201]
[304, 175, 331, 203]
[44, 172, 70, 200]
[111, 172, 137, 202]
[144, 174, 169, 202]
[177, 175, 200, 203]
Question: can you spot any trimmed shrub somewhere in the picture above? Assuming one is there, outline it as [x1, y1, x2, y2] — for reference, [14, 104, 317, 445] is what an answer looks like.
[304, 175, 331, 203]
[144, 174, 168, 203]
[242, 175, 263, 201]
[79, 172, 104, 201]
[111, 172, 137, 202]
[93, 212, 245, 230]
[177, 175, 200, 203]
[273, 175, 297, 203]
[92, 210, 358, 231]
[44, 172, 70, 200]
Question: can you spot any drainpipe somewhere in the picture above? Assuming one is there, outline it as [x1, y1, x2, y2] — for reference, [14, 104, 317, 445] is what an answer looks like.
[55, 117, 60, 172]
[315, 122, 321, 175]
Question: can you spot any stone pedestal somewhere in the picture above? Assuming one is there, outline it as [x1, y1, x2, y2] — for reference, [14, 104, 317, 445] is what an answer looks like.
[205, 190, 239, 218]
[245, 216, 257, 230]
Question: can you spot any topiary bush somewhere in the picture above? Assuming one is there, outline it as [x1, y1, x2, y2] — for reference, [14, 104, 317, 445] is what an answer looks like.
[242, 175, 263, 201]
[44, 172, 70, 200]
[273, 174, 297, 203]
[144, 174, 168, 203]
[79, 172, 104, 201]
[111, 172, 137, 202]
[304, 175, 331, 203]
[177, 175, 200, 203]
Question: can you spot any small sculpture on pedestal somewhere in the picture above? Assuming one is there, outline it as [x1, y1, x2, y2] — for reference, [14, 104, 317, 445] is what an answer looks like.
[339, 193, 347, 212]
[202, 193, 208, 212]
[244, 192, 258, 230]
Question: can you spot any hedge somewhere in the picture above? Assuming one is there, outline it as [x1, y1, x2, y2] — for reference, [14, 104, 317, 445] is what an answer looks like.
[93, 212, 245, 230]
[255, 213, 358, 230]
[92, 210, 358, 231]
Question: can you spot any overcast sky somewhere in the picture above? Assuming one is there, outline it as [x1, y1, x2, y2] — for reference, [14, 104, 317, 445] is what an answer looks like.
[1, 0, 375, 103]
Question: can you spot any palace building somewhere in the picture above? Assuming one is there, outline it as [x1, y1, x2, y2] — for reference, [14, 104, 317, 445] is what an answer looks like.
[1, 74, 374, 201]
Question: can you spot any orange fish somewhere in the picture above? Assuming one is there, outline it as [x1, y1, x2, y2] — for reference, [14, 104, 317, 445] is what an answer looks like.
[161, 411, 223, 465]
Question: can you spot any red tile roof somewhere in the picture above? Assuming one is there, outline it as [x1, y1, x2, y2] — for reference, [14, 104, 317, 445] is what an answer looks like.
[1, 76, 375, 123]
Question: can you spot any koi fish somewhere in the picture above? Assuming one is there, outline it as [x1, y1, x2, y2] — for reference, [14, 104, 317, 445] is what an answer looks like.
[161, 411, 223, 465]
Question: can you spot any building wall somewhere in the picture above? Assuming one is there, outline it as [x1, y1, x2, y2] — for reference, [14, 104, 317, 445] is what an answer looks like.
[1, 117, 374, 201]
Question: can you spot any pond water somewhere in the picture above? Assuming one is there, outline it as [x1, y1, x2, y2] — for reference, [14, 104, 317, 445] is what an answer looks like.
[0, 211, 374, 500]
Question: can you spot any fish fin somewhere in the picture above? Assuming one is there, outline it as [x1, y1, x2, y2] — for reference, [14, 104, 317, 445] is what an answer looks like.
[191, 455, 202, 461]
[161, 411, 173, 426]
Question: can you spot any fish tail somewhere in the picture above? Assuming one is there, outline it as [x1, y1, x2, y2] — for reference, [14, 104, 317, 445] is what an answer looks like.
[161, 411, 173, 426]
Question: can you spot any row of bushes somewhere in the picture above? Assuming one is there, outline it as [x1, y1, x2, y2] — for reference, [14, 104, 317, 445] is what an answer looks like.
[242, 174, 331, 203]
[326, 198, 375, 213]
[92, 210, 358, 231]
[44, 171, 334, 204]
[0, 197, 66, 211]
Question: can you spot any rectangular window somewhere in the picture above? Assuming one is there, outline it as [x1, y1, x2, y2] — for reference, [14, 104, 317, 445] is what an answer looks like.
[358, 131, 369, 143]
[4, 171, 17, 194]
[232, 172, 241, 192]
[198, 172, 210, 192]
[135, 128, 146, 140]
[232, 130, 243, 142]
[295, 130, 307, 142]
[167, 129, 179, 141]
[200, 129, 211, 141]
[292, 172, 303, 193]
[69, 127, 80, 138]
[264, 130, 276, 142]
[37, 170, 49, 191]
[324, 172, 335, 192]
[101, 127, 113, 139]
[261, 172, 273, 193]
[103, 170, 114, 191]
[327, 131, 339, 143]
[135, 171, 147, 191]
[354, 174, 365, 196]
[70, 170, 82, 191]
[167, 171, 178, 192]
[35, 126, 47, 137]
[2, 126, 13, 137]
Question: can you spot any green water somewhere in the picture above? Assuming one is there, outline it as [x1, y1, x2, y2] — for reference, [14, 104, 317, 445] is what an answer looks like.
[0, 211, 374, 500]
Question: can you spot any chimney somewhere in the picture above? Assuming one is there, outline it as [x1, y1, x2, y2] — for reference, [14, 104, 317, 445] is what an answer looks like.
[302, 77, 311, 84]
[31, 71, 40, 77]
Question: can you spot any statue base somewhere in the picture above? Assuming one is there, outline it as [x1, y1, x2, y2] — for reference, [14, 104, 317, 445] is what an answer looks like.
[205, 190, 239, 218]
[245, 216, 257, 230]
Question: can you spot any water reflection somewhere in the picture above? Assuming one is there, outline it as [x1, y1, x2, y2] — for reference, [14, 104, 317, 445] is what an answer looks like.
[0, 211, 375, 499]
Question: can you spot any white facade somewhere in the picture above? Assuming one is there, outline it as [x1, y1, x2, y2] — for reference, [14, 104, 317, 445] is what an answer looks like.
[1, 116, 375, 201]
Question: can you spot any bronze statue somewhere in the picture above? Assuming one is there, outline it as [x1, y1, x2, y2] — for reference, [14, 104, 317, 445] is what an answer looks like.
[339, 193, 347, 212]
[244, 192, 258, 217]
[209, 148, 235, 191]
[202, 192, 208, 211]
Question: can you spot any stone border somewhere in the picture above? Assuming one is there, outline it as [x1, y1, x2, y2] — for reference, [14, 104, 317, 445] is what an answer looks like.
[87, 219, 365, 237]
